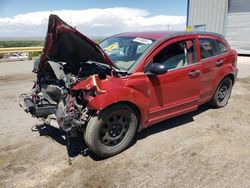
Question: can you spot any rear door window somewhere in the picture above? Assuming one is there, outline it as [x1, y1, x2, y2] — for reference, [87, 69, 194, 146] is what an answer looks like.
[199, 38, 228, 60]
[218, 41, 227, 53]
[199, 38, 214, 59]
[211, 39, 221, 56]
[211, 39, 228, 55]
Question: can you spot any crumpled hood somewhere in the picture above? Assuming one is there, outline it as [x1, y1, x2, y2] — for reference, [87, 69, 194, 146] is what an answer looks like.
[38, 14, 117, 71]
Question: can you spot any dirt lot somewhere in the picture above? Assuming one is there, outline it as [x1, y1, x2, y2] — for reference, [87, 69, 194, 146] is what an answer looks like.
[0, 57, 250, 188]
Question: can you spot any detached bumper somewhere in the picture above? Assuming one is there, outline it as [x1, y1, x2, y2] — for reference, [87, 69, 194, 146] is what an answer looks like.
[18, 94, 57, 118]
[18, 94, 35, 113]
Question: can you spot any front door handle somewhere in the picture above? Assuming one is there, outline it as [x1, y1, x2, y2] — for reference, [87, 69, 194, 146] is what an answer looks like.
[188, 70, 200, 77]
[215, 60, 224, 66]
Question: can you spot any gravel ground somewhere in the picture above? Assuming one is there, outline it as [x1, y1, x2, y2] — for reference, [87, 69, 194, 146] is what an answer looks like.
[0, 57, 250, 188]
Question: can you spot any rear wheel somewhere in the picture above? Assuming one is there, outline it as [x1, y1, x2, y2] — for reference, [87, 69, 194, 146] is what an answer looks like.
[209, 77, 233, 108]
[84, 104, 138, 158]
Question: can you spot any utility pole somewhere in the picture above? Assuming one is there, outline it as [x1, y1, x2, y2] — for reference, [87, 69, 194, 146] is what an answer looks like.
[167, 25, 170, 31]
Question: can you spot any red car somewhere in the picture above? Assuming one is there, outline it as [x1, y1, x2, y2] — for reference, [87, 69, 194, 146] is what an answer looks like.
[19, 15, 238, 157]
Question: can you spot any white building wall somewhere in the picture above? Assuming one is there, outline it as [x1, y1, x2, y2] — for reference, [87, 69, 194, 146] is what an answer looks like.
[226, 0, 250, 54]
[188, 0, 250, 54]
[188, 0, 228, 35]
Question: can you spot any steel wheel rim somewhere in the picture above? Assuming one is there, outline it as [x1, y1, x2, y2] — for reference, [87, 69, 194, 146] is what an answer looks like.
[99, 114, 129, 146]
[217, 84, 228, 102]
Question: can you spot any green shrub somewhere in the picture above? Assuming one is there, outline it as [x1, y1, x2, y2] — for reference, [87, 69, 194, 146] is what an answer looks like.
[0, 40, 44, 48]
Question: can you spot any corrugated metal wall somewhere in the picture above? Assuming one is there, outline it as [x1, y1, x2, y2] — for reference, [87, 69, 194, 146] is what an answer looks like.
[188, 0, 250, 54]
[188, 0, 228, 35]
[226, 0, 250, 54]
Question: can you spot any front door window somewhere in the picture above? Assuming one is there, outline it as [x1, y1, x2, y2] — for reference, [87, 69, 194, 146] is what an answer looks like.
[153, 40, 196, 70]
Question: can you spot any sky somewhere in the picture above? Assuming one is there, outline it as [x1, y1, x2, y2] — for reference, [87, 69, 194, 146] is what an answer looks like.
[0, 0, 187, 38]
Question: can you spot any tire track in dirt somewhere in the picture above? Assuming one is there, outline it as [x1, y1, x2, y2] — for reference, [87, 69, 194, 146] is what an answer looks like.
[0, 74, 35, 83]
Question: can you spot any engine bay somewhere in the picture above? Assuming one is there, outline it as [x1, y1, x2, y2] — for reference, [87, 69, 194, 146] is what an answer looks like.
[19, 60, 113, 133]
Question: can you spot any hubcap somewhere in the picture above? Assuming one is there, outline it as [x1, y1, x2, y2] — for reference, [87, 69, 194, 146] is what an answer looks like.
[99, 114, 129, 146]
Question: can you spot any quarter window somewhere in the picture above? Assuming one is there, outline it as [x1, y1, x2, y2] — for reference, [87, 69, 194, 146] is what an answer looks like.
[152, 40, 196, 70]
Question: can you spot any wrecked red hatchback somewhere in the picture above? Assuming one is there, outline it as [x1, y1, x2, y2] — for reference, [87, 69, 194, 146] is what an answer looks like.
[19, 15, 238, 157]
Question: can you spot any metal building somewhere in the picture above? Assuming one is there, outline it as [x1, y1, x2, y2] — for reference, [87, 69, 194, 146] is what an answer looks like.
[187, 0, 250, 54]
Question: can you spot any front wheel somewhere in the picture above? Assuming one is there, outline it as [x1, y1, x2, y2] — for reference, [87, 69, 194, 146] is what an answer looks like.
[209, 77, 233, 108]
[84, 104, 138, 158]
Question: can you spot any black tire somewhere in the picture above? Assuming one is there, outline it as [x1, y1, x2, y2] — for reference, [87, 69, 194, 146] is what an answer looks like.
[209, 77, 233, 108]
[84, 104, 138, 158]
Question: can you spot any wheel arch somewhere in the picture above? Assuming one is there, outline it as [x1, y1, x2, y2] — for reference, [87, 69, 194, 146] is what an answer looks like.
[86, 86, 150, 128]
[216, 73, 235, 95]
[100, 100, 141, 129]
[226, 73, 235, 85]
[211, 72, 235, 97]
[209, 73, 234, 108]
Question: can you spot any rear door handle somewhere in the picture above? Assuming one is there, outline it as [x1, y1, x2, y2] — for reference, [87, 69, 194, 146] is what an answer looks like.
[188, 70, 200, 77]
[215, 60, 224, 66]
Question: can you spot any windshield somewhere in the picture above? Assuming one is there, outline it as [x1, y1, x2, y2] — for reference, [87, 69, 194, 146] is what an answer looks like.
[99, 36, 154, 70]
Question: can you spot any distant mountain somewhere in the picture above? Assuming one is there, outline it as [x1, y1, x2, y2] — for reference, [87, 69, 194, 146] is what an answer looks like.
[0, 36, 106, 41]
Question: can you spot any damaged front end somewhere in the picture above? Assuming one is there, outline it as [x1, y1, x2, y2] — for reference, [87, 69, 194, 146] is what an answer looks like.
[18, 58, 113, 133]
[18, 14, 118, 133]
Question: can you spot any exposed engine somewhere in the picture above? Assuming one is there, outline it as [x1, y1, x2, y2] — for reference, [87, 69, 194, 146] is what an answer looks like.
[19, 59, 112, 133]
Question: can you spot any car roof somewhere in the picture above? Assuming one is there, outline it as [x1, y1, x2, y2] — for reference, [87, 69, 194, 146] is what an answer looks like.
[114, 31, 175, 40]
[113, 31, 225, 41]
[125, 31, 226, 74]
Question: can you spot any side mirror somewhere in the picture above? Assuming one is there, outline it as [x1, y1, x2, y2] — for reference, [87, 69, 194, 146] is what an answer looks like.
[150, 63, 168, 75]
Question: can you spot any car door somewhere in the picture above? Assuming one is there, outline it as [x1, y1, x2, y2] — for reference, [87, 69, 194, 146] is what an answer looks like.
[198, 36, 229, 103]
[144, 36, 201, 126]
